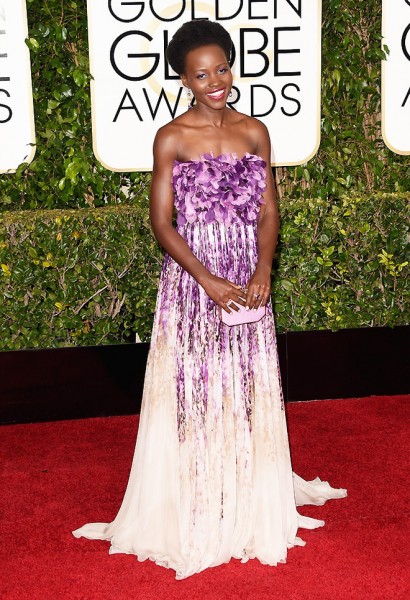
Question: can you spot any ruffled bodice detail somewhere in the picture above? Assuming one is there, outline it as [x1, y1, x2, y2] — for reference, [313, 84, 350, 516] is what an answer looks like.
[172, 152, 266, 227]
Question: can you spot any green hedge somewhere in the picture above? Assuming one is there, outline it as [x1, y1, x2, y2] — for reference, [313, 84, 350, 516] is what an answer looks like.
[272, 192, 409, 331]
[0, 204, 160, 349]
[0, 1, 409, 351]
[1, 193, 408, 350]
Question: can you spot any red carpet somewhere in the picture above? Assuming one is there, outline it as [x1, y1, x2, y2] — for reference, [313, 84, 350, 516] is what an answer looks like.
[1, 395, 409, 599]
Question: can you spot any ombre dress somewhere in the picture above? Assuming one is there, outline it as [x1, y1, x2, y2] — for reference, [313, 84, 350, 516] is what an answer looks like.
[73, 153, 346, 579]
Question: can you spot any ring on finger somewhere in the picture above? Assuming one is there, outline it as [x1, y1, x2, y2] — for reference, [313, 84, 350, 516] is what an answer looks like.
[253, 293, 260, 299]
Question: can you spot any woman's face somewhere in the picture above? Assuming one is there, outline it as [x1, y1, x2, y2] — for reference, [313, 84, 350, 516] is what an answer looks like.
[181, 44, 232, 110]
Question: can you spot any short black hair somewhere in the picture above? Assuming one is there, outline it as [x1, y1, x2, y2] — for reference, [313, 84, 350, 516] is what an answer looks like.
[166, 20, 233, 75]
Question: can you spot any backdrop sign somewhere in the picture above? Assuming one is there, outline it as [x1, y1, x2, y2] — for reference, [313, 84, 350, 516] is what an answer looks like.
[87, 0, 322, 171]
[0, 0, 35, 173]
[382, 0, 410, 155]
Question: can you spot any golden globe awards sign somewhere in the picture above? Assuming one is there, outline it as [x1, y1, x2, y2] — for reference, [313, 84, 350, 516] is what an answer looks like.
[0, 0, 35, 173]
[382, 0, 410, 155]
[87, 0, 322, 171]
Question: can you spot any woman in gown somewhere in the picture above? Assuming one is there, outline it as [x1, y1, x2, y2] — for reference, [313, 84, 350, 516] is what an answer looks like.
[73, 20, 346, 580]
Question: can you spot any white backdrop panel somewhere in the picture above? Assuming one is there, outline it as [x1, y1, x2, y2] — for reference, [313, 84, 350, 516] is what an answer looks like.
[87, 0, 322, 171]
[382, 0, 410, 155]
[0, 0, 35, 174]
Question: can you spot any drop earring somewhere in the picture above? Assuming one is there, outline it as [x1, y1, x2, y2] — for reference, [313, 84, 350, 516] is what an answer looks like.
[186, 88, 195, 109]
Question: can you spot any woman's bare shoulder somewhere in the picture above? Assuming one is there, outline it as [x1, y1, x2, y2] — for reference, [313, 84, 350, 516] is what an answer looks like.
[153, 113, 194, 157]
[154, 120, 179, 147]
[244, 116, 271, 151]
[230, 111, 269, 138]
[242, 114, 269, 136]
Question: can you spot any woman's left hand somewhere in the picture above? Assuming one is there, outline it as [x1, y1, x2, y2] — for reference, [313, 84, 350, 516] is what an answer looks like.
[245, 265, 271, 310]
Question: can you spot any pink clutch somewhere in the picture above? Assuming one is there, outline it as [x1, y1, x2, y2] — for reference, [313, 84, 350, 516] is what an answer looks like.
[221, 301, 266, 326]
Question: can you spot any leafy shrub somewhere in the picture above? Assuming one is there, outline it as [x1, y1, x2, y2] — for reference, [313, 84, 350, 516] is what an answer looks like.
[1, 0, 150, 210]
[272, 193, 409, 331]
[277, 0, 409, 198]
[0, 205, 162, 348]
[0, 1, 408, 351]
[1, 193, 408, 350]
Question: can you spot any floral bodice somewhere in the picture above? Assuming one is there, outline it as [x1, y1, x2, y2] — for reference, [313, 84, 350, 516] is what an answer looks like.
[172, 152, 267, 227]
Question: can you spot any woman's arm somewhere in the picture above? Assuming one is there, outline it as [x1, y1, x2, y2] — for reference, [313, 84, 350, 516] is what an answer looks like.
[245, 120, 279, 309]
[149, 127, 246, 312]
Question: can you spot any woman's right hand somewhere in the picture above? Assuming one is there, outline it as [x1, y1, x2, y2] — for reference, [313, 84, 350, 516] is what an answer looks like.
[201, 274, 246, 313]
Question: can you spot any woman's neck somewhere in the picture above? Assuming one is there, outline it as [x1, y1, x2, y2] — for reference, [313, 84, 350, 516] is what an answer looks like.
[191, 104, 231, 128]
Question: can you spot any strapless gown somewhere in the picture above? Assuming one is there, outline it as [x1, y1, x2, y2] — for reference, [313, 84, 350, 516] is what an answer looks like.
[73, 153, 346, 579]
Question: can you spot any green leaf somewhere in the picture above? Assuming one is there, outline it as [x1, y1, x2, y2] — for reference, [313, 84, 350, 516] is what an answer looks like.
[26, 37, 40, 50]
[281, 280, 293, 292]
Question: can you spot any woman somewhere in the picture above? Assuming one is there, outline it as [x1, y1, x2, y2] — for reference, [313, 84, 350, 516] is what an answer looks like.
[73, 20, 346, 580]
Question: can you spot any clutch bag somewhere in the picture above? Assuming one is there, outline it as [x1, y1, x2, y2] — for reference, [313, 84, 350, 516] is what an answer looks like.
[221, 301, 266, 326]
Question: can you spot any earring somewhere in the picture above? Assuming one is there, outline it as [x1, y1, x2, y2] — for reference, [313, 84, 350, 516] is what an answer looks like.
[187, 88, 192, 99]
[229, 91, 233, 97]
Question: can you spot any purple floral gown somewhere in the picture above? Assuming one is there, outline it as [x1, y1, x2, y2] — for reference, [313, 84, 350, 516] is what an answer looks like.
[73, 153, 346, 579]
